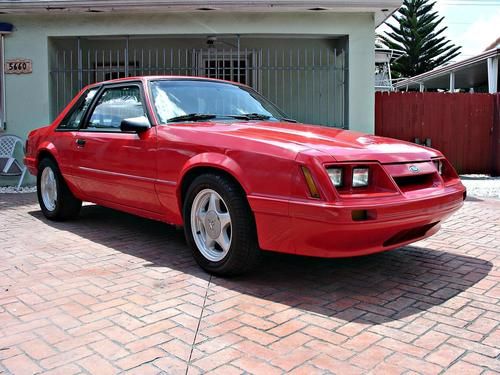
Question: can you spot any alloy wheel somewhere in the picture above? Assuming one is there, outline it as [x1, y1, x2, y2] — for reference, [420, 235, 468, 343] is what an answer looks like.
[190, 189, 232, 262]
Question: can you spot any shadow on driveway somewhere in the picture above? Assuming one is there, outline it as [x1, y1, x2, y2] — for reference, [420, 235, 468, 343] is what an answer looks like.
[29, 203, 492, 326]
[0, 192, 39, 210]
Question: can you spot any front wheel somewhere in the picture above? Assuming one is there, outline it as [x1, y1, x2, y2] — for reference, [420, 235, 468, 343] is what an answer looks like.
[37, 158, 82, 221]
[183, 173, 260, 276]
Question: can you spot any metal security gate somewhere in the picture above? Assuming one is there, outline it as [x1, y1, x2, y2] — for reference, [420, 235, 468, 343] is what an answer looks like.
[50, 36, 348, 128]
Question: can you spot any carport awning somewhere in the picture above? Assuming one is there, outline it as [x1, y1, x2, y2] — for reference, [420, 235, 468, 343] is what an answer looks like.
[394, 47, 499, 91]
[400, 61, 488, 90]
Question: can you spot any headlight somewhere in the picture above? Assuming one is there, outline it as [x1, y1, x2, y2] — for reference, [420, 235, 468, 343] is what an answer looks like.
[327, 168, 343, 187]
[433, 160, 443, 175]
[352, 168, 369, 187]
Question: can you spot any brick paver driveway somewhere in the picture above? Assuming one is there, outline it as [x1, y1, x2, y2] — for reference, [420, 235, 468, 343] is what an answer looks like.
[1, 193, 499, 375]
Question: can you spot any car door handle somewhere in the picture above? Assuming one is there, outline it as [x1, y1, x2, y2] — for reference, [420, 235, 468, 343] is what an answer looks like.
[76, 139, 86, 147]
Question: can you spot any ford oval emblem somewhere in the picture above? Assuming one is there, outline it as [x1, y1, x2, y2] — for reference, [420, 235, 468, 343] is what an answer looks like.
[409, 165, 420, 173]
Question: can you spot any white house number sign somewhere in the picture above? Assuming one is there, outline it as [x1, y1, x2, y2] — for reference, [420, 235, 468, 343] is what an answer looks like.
[5, 59, 33, 74]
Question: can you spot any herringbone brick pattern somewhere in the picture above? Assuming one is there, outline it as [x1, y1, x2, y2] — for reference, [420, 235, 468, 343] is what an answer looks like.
[0, 193, 499, 374]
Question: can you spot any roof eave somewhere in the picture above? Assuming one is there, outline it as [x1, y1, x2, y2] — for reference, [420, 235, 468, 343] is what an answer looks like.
[0, 1, 402, 26]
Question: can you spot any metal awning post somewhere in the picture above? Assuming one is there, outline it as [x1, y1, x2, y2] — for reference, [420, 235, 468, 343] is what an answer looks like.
[449, 72, 455, 92]
[487, 57, 498, 94]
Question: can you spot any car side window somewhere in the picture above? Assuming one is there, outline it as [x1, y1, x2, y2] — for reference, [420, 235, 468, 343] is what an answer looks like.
[86, 86, 145, 130]
[58, 88, 99, 130]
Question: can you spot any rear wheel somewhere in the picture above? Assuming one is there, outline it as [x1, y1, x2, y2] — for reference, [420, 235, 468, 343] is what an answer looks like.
[37, 158, 82, 221]
[183, 173, 260, 276]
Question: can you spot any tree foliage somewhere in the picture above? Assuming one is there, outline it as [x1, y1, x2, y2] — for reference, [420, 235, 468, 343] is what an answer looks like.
[379, 0, 461, 78]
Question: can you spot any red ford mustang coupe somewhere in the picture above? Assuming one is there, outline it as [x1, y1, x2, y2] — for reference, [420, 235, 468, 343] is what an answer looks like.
[25, 76, 466, 275]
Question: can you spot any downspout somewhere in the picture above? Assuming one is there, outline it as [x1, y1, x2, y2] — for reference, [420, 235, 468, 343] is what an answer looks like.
[1, 34, 6, 131]
[0, 23, 14, 131]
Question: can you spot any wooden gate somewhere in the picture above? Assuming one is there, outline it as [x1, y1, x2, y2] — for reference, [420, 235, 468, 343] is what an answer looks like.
[375, 92, 498, 175]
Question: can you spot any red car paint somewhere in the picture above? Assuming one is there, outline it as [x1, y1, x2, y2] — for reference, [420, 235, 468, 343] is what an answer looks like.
[25, 76, 466, 258]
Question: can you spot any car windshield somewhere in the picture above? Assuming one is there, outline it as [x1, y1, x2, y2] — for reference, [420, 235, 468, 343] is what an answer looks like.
[150, 79, 287, 124]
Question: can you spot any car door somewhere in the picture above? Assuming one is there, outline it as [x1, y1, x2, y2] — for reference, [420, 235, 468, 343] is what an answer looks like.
[73, 82, 161, 213]
[53, 87, 99, 193]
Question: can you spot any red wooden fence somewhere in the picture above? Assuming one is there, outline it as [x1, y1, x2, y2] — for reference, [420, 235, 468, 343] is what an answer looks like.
[492, 93, 500, 176]
[375, 92, 499, 175]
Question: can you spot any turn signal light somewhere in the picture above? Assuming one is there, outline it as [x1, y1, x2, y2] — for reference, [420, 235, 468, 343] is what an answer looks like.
[301, 166, 321, 199]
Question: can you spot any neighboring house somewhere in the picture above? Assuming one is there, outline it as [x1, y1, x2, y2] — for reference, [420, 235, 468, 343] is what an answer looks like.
[374, 47, 404, 91]
[0, 0, 401, 141]
[484, 37, 500, 52]
[393, 42, 500, 94]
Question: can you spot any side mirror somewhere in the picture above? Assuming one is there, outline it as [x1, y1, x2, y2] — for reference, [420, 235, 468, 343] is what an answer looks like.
[120, 116, 151, 133]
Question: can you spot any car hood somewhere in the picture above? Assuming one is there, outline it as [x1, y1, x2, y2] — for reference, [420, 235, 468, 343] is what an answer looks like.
[183, 121, 441, 164]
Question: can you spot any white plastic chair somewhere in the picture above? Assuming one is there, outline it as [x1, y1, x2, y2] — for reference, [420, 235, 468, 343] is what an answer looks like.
[0, 134, 28, 190]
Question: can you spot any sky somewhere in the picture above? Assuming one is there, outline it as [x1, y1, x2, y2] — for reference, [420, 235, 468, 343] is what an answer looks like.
[377, 0, 500, 61]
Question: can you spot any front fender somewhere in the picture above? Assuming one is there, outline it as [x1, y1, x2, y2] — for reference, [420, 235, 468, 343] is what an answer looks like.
[177, 152, 252, 198]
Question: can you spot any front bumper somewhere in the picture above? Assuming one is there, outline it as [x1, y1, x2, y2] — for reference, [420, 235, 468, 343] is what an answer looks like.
[248, 183, 466, 258]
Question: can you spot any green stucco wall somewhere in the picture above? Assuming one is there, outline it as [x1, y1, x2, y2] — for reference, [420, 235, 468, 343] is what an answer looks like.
[1, 11, 375, 141]
[0, 11, 374, 186]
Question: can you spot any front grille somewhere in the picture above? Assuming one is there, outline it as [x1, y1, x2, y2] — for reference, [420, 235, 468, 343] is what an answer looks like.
[393, 173, 435, 192]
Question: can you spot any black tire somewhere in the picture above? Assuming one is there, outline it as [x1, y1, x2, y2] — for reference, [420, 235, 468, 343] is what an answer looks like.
[37, 158, 82, 221]
[183, 173, 260, 276]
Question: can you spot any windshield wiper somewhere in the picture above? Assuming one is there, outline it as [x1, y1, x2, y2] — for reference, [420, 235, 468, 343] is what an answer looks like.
[280, 117, 297, 123]
[226, 113, 271, 121]
[167, 113, 217, 123]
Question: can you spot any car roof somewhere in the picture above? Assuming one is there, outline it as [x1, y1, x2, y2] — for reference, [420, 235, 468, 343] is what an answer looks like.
[86, 75, 249, 89]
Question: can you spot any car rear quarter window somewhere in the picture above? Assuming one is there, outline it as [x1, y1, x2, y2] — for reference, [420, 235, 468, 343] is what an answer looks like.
[87, 86, 145, 130]
[58, 88, 98, 130]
